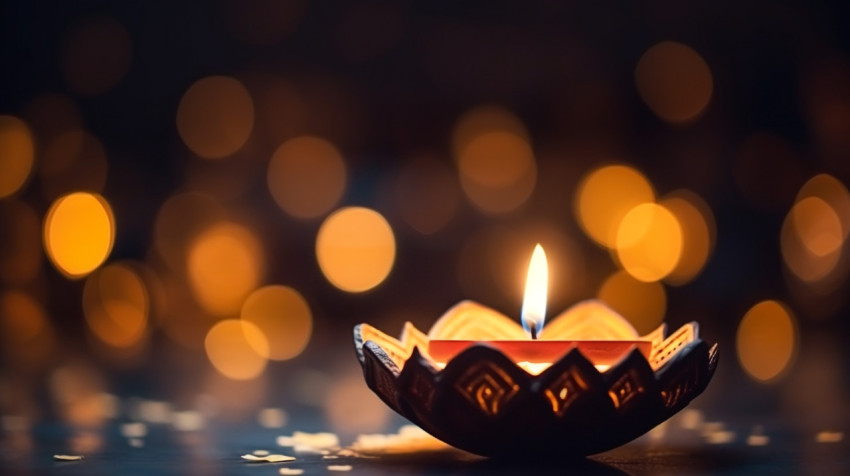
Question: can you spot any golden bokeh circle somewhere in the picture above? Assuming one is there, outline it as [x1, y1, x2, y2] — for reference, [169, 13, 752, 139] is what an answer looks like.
[316, 207, 396, 293]
[575, 165, 655, 248]
[176, 76, 255, 159]
[736, 300, 798, 382]
[43, 192, 115, 279]
[267, 136, 347, 219]
[635, 41, 713, 124]
[597, 270, 666, 335]
[204, 319, 269, 380]
[241, 285, 312, 361]
[615, 203, 683, 282]
[0, 115, 35, 198]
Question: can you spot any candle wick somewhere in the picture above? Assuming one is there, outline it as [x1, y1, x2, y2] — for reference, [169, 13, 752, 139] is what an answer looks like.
[530, 322, 538, 340]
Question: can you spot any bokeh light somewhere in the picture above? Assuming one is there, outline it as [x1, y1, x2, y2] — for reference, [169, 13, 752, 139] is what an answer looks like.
[597, 270, 666, 335]
[393, 155, 460, 235]
[792, 197, 843, 257]
[176, 76, 255, 159]
[49, 363, 109, 428]
[324, 373, 391, 435]
[661, 191, 716, 285]
[0, 201, 42, 285]
[61, 16, 132, 96]
[575, 165, 655, 248]
[44, 192, 115, 279]
[316, 207, 396, 293]
[0, 115, 35, 198]
[635, 41, 713, 124]
[736, 300, 798, 382]
[240, 285, 312, 361]
[267, 136, 347, 219]
[453, 106, 536, 214]
[796, 174, 850, 240]
[204, 319, 268, 380]
[153, 192, 227, 273]
[187, 222, 265, 316]
[0, 290, 54, 370]
[83, 263, 149, 348]
[615, 203, 682, 282]
[39, 129, 109, 200]
[781, 197, 843, 284]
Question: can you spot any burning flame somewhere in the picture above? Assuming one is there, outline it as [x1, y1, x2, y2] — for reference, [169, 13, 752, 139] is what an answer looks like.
[521, 244, 548, 338]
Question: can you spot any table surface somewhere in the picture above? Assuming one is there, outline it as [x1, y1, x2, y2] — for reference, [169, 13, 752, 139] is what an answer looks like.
[2, 409, 847, 476]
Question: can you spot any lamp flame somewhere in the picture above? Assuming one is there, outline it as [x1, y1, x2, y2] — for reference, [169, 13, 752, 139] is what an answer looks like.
[521, 244, 548, 338]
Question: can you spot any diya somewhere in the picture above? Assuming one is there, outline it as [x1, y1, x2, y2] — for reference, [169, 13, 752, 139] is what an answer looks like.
[353, 245, 718, 458]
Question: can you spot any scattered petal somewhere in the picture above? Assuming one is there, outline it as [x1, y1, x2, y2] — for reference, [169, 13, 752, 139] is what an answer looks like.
[241, 453, 295, 463]
[53, 454, 83, 461]
[328, 464, 353, 471]
[279, 469, 304, 475]
[350, 424, 450, 455]
[323, 455, 339, 459]
[277, 431, 339, 450]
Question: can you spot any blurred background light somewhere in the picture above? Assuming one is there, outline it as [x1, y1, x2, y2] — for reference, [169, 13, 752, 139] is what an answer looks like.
[240, 285, 312, 361]
[176, 76, 255, 159]
[0, 290, 55, 371]
[0, 201, 42, 285]
[83, 263, 150, 349]
[43, 192, 115, 279]
[453, 106, 536, 214]
[597, 270, 666, 335]
[0, 115, 35, 198]
[575, 165, 655, 248]
[204, 319, 269, 381]
[635, 41, 713, 124]
[187, 221, 265, 316]
[615, 203, 683, 282]
[736, 300, 798, 383]
[660, 191, 716, 285]
[316, 207, 395, 293]
[267, 136, 347, 219]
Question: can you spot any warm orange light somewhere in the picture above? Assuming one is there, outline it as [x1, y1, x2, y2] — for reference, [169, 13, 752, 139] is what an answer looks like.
[83, 263, 149, 348]
[575, 165, 655, 248]
[521, 244, 548, 336]
[204, 319, 269, 380]
[457, 131, 537, 213]
[240, 285, 312, 361]
[267, 136, 347, 219]
[325, 374, 391, 435]
[736, 300, 797, 382]
[44, 192, 115, 279]
[0, 201, 42, 285]
[661, 191, 716, 285]
[597, 270, 666, 335]
[792, 197, 843, 257]
[0, 115, 35, 198]
[316, 207, 396, 293]
[452, 106, 536, 214]
[176, 76, 254, 159]
[635, 41, 713, 124]
[615, 203, 683, 282]
[187, 222, 264, 316]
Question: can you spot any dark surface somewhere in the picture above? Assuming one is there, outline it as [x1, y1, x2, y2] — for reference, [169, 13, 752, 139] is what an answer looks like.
[1, 409, 847, 475]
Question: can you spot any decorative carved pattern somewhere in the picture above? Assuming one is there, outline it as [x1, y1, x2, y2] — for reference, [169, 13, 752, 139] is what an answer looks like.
[455, 362, 519, 416]
[608, 369, 643, 411]
[543, 366, 587, 416]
